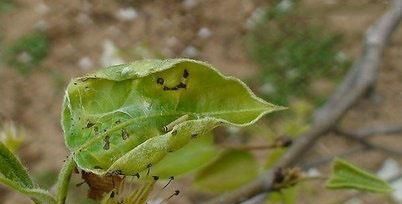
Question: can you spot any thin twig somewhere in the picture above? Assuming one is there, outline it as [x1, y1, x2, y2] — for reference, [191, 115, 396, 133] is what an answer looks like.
[334, 129, 402, 157]
[203, 1, 402, 203]
[337, 124, 402, 138]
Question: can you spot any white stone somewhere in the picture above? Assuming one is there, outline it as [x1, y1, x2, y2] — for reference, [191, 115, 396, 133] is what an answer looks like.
[306, 168, 321, 177]
[35, 3, 49, 15]
[116, 7, 138, 21]
[17, 52, 32, 63]
[182, 46, 199, 58]
[198, 27, 212, 39]
[183, 0, 198, 9]
[259, 82, 276, 95]
[101, 40, 125, 67]
[78, 57, 93, 70]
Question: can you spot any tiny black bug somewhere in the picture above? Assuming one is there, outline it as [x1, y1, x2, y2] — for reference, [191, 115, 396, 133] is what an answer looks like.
[177, 82, 187, 89]
[183, 69, 189, 78]
[86, 121, 95, 128]
[157, 78, 164, 85]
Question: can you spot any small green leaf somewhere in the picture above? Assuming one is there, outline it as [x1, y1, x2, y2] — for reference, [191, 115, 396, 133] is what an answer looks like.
[194, 150, 259, 192]
[151, 133, 220, 178]
[0, 142, 55, 203]
[0, 142, 33, 188]
[326, 158, 393, 193]
[62, 59, 283, 176]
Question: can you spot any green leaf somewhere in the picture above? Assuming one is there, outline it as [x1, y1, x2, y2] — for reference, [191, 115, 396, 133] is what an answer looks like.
[326, 158, 393, 193]
[62, 59, 282, 176]
[194, 150, 259, 192]
[151, 133, 221, 178]
[0, 142, 33, 188]
[0, 142, 55, 203]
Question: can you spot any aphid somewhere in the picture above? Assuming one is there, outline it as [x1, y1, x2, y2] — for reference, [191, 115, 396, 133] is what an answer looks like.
[163, 86, 170, 91]
[110, 191, 115, 198]
[103, 135, 110, 150]
[176, 82, 187, 89]
[94, 166, 102, 169]
[162, 115, 189, 132]
[115, 120, 121, 124]
[191, 133, 198, 138]
[163, 176, 174, 189]
[152, 176, 159, 181]
[86, 121, 95, 128]
[183, 69, 189, 78]
[121, 129, 129, 140]
[157, 78, 164, 85]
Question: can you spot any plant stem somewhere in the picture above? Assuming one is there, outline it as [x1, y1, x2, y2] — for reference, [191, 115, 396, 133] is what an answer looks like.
[55, 154, 76, 204]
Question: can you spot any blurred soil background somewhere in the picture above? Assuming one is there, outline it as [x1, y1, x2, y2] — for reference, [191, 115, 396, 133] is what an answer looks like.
[0, 0, 401, 203]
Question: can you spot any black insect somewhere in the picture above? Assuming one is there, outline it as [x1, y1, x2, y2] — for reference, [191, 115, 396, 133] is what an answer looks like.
[103, 135, 110, 150]
[191, 133, 198, 139]
[86, 121, 95, 128]
[157, 78, 164, 85]
[152, 176, 159, 181]
[161, 69, 189, 91]
[94, 166, 102, 169]
[183, 69, 189, 78]
[176, 82, 187, 89]
[115, 120, 121, 124]
[121, 129, 129, 140]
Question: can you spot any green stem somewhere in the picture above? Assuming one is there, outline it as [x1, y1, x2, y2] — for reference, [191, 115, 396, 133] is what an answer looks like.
[0, 176, 56, 204]
[55, 154, 76, 204]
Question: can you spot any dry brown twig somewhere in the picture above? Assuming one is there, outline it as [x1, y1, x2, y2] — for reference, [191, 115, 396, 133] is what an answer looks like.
[204, 0, 402, 203]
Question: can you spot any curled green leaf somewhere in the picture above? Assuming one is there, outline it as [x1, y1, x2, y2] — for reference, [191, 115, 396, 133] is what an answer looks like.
[62, 59, 283, 176]
[326, 158, 393, 193]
